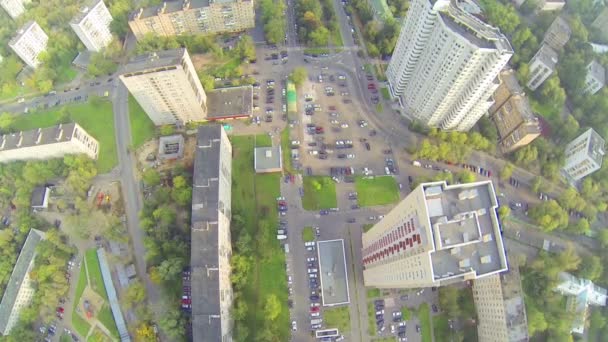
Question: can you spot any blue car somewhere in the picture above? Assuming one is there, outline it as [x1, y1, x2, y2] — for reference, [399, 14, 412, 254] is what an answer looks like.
[319, 210, 329, 215]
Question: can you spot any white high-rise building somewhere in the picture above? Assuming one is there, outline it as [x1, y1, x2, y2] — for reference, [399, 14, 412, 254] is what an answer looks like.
[583, 60, 605, 95]
[562, 128, 605, 184]
[119, 48, 207, 125]
[361, 181, 508, 289]
[555, 272, 607, 334]
[526, 44, 558, 91]
[386, 0, 513, 131]
[0, 0, 30, 19]
[8, 21, 48, 69]
[70, 0, 113, 52]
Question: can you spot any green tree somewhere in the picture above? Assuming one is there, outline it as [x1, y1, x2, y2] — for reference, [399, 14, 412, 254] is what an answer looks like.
[310, 26, 330, 46]
[528, 200, 569, 232]
[198, 73, 215, 91]
[0, 112, 14, 133]
[125, 280, 146, 308]
[289, 67, 308, 87]
[456, 171, 476, 183]
[598, 229, 608, 248]
[438, 286, 461, 318]
[263, 294, 282, 321]
[235, 35, 256, 61]
[498, 205, 511, 219]
[527, 304, 548, 335]
[578, 254, 603, 281]
[159, 125, 175, 136]
[158, 308, 186, 341]
[142, 169, 161, 187]
[500, 163, 514, 181]
[539, 75, 566, 111]
[568, 218, 590, 235]
[531, 176, 543, 193]
[157, 257, 185, 281]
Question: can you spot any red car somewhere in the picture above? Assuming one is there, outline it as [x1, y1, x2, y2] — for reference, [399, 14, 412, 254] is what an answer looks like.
[57, 307, 65, 314]
[367, 83, 376, 89]
[277, 200, 287, 206]
[310, 306, 320, 313]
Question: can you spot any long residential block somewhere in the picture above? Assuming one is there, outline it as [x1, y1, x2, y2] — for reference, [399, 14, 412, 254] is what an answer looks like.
[0, 123, 99, 163]
[191, 125, 233, 342]
[119, 48, 207, 125]
[0, 0, 30, 19]
[70, 0, 113, 52]
[362, 181, 507, 289]
[386, 0, 512, 131]
[9, 21, 48, 69]
[128, 0, 254, 41]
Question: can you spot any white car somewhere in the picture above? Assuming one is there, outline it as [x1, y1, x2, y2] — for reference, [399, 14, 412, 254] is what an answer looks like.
[341, 123, 349, 128]
[305, 241, 315, 247]
[310, 302, 321, 307]
[309, 273, 318, 278]
[307, 257, 317, 262]
[391, 325, 396, 333]
[291, 320, 297, 331]
[288, 276, 292, 284]
[311, 312, 320, 317]
[307, 245, 315, 251]
[330, 119, 339, 124]
[291, 140, 300, 146]
[308, 268, 318, 274]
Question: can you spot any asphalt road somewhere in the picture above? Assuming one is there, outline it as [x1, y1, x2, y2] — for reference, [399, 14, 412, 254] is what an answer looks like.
[111, 82, 163, 317]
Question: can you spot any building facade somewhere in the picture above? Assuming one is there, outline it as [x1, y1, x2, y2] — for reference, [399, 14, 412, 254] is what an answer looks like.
[592, 6, 608, 40]
[542, 16, 571, 51]
[473, 262, 529, 342]
[70, 0, 113, 52]
[583, 60, 605, 95]
[361, 181, 508, 288]
[119, 48, 207, 125]
[489, 69, 541, 153]
[0, 0, 30, 19]
[128, 0, 254, 41]
[562, 128, 605, 183]
[191, 125, 233, 342]
[526, 44, 558, 91]
[386, 0, 512, 131]
[0, 123, 99, 163]
[9, 21, 48, 68]
[0, 229, 44, 335]
[555, 272, 607, 334]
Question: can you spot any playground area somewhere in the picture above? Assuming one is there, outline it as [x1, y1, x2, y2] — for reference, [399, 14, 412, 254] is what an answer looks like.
[72, 249, 119, 341]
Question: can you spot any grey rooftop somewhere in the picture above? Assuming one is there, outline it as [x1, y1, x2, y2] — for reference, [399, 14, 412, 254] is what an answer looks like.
[120, 48, 187, 76]
[206, 86, 253, 119]
[0, 123, 79, 153]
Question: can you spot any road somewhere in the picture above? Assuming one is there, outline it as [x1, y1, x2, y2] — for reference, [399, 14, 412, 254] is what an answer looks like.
[111, 83, 162, 317]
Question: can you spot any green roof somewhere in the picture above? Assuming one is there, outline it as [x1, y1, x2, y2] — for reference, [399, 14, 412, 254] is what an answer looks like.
[0, 229, 45, 334]
[369, 0, 393, 20]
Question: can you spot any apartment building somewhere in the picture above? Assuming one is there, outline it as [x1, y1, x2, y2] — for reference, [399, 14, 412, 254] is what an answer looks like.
[562, 128, 605, 184]
[386, 0, 513, 131]
[0, 123, 99, 163]
[191, 125, 233, 342]
[489, 69, 541, 153]
[542, 16, 571, 51]
[555, 272, 607, 334]
[583, 60, 605, 95]
[473, 262, 529, 342]
[0, 0, 30, 19]
[119, 48, 207, 125]
[526, 44, 558, 91]
[537, 0, 565, 11]
[361, 181, 508, 288]
[9, 21, 48, 68]
[0, 229, 45, 335]
[70, 0, 113, 52]
[128, 0, 255, 41]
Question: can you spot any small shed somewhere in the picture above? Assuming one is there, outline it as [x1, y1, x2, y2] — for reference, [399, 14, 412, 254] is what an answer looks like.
[30, 186, 50, 210]
[254, 146, 282, 173]
[158, 134, 185, 160]
[125, 264, 137, 279]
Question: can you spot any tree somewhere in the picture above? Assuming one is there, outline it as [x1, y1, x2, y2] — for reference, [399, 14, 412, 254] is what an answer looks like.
[568, 218, 590, 235]
[198, 73, 215, 91]
[136, 323, 156, 341]
[438, 286, 461, 318]
[263, 294, 281, 321]
[156, 257, 184, 281]
[498, 205, 511, 219]
[500, 163, 514, 181]
[598, 229, 608, 248]
[578, 255, 603, 281]
[171, 187, 192, 207]
[527, 304, 548, 335]
[476, 116, 498, 142]
[0, 112, 14, 133]
[159, 125, 174, 136]
[87, 50, 118, 77]
[538, 75, 566, 111]
[289, 67, 307, 87]
[456, 171, 476, 183]
[528, 200, 569, 232]
[310, 26, 330, 46]
[531, 176, 543, 193]
[142, 169, 161, 187]
[158, 308, 185, 341]
[235, 35, 256, 61]
[125, 281, 146, 307]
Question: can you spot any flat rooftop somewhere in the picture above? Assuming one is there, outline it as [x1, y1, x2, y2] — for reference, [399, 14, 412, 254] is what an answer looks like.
[206, 86, 253, 120]
[9, 21, 38, 45]
[120, 48, 186, 76]
[71, 0, 105, 25]
[191, 125, 223, 341]
[0, 123, 79, 153]
[317, 239, 350, 306]
[254, 146, 282, 172]
[422, 181, 507, 282]
[130, 0, 234, 20]
[500, 265, 529, 342]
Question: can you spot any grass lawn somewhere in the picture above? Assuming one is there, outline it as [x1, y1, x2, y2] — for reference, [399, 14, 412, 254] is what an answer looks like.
[11, 100, 117, 173]
[375, 103, 383, 112]
[367, 288, 381, 298]
[363, 224, 374, 232]
[380, 87, 390, 100]
[355, 176, 399, 207]
[323, 306, 350, 332]
[302, 226, 315, 242]
[85, 249, 107, 300]
[368, 304, 377, 336]
[97, 305, 119, 338]
[304, 47, 330, 55]
[60, 333, 72, 342]
[86, 327, 109, 342]
[432, 313, 450, 342]
[230, 135, 289, 341]
[72, 313, 91, 338]
[73, 262, 87, 310]
[529, 97, 559, 121]
[255, 133, 272, 147]
[401, 306, 412, 321]
[128, 95, 156, 148]
[280, 128, 294, 173]
[418, 303, 432, 342]
[332, 30, 344, 47]
[302, 176, 337, 210]
[374, 64, 388, 81]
